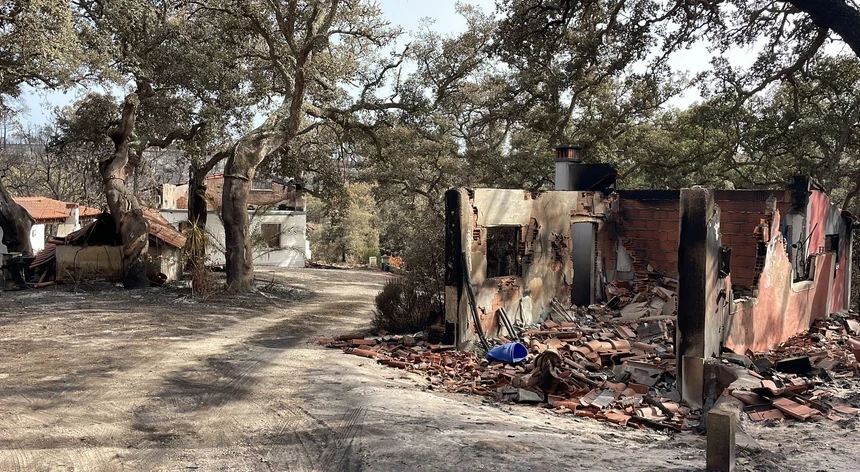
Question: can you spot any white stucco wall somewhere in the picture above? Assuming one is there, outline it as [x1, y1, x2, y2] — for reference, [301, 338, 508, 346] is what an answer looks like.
[0, 223, 46, 255]
[251, 212, 309, 267]
[160, 209, 308, 268]
[55, 206, 81, 238]
[30, 224, 45, 253]
[147, 244, 182, 281]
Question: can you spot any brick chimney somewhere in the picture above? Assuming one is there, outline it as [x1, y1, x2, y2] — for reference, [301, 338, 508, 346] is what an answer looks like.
[554, 145, 583, 190]
[553, 145, 618, 194]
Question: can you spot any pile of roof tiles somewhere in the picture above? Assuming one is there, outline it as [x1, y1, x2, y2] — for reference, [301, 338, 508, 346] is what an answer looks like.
[319, 307, 692, 431]
[604, 278, 678, 319]
[321, 303, 860, 431]
[725, 312, 860, 423]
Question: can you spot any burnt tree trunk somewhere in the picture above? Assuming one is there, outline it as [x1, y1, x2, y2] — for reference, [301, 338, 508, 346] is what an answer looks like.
[188, 149, 231, 228]
[186, 150, 230, 271]
[101, 94, 149, 289]
[188, 168, 209, 228]
[222, 174, 253, 292]
[0, 177, 34, 255]
[221, 126, 285, 292]
[186, 165, 209, 274]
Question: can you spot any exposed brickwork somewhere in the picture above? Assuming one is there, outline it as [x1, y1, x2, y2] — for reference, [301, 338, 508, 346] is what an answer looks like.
[173, 174, 304, 210]
[614, 190, 794, 290]
[618, 198, 681, 276]
[715, 201, 764, 288]
[714, 191, 790, 289]
[599, 223, 617, 275]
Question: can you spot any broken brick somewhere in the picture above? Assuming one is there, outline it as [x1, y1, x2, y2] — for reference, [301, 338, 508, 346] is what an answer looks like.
[747, 408, 785, 422]
[833, 405, 860, 416]
[347, 348, 378, 358]
[604, 411, 631, 426]
[771, 397, 819, 420]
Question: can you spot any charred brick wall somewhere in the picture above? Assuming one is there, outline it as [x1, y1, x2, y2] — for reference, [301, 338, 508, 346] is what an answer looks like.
[616, 191, 681, 277]
[713, 200, 765, 289]
[713, 190, 792, 290]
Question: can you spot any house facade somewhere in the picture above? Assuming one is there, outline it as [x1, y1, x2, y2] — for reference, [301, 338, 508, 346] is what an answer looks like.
[160, 174, 310, 268]
[0, 197, 100, 254]
[445, 146, 855, 406]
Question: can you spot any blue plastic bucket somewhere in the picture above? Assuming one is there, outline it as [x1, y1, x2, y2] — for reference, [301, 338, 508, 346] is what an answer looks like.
[487, 342, 528, 364]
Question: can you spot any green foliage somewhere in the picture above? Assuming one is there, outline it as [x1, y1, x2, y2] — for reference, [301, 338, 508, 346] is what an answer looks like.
[54, 1, 263, 161]
[597, 54, 860, 207]
[308, 182, 379, 264]
[0, 0, 81, 110]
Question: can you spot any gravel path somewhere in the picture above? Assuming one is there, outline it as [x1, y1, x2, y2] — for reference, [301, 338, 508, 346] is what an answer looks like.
[2, 268, 852, 471]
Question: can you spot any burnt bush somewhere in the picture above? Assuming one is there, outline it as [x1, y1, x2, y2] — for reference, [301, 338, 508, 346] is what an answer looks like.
[373, 197, 447, 334]
[372, 278, 440, 334]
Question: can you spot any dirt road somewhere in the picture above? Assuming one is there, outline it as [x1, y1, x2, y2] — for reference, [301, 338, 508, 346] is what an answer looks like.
[0, 268, 853, 471]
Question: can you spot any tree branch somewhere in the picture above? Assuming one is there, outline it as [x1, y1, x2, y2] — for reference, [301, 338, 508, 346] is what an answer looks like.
[787, 0, 860, 58]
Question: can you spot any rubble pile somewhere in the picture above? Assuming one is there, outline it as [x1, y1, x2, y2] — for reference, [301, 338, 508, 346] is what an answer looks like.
[319, 303, 860, 432]
[319, 306, 691, 431]
[604, 279, 678, 320]
[725, 312, 860, 423]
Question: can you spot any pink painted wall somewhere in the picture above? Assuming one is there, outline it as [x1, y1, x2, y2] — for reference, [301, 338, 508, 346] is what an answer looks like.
[725, 210, 836, 354]
[805, 190, 851, 313]
[831, 246, 848, 313]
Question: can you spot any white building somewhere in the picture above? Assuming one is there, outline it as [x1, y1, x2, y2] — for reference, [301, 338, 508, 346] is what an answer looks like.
[160, 174, 310, 268]
[0, 197, 100, 254]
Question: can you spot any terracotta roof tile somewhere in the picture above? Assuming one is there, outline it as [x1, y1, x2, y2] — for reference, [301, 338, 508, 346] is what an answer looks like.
[79, 205, 101, 219]
[30, 241, 61, 269]
[13, 197, 70, 223]
[13, 197, 102, 224]
[142, 208, 186, 249]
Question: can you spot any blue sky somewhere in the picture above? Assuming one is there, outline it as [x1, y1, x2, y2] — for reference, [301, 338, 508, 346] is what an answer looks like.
[18, 0, 718, 127]
[378, 0, 496, 34]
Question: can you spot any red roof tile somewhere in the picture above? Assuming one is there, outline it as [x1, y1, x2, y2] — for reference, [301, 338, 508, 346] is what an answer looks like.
[79, 205, 101, 219]
[13, 197, 102, 223]
[30, 241, 61, 269]
[142, 208, 186, 249]
[14, 197, 70, 223]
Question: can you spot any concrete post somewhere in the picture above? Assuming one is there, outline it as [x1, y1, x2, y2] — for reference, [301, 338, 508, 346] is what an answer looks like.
[678, 187, 723, 407]
[706, 408, 736, 472]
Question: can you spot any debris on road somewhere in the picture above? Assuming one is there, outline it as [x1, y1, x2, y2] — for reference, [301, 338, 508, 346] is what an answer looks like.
[319, 304, 860, 433]
[319, 299, 689, 431]
[726, 312, 860, 424]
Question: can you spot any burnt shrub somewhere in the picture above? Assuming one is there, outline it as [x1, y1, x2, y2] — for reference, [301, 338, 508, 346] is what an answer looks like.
[372, 278, 440, 334]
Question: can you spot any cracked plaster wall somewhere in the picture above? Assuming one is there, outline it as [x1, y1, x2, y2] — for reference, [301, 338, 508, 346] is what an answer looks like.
[445, 188, 611, 343]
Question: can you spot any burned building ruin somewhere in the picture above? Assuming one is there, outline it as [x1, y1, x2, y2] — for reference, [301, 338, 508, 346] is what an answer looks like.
[444, 146, 854, 405]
